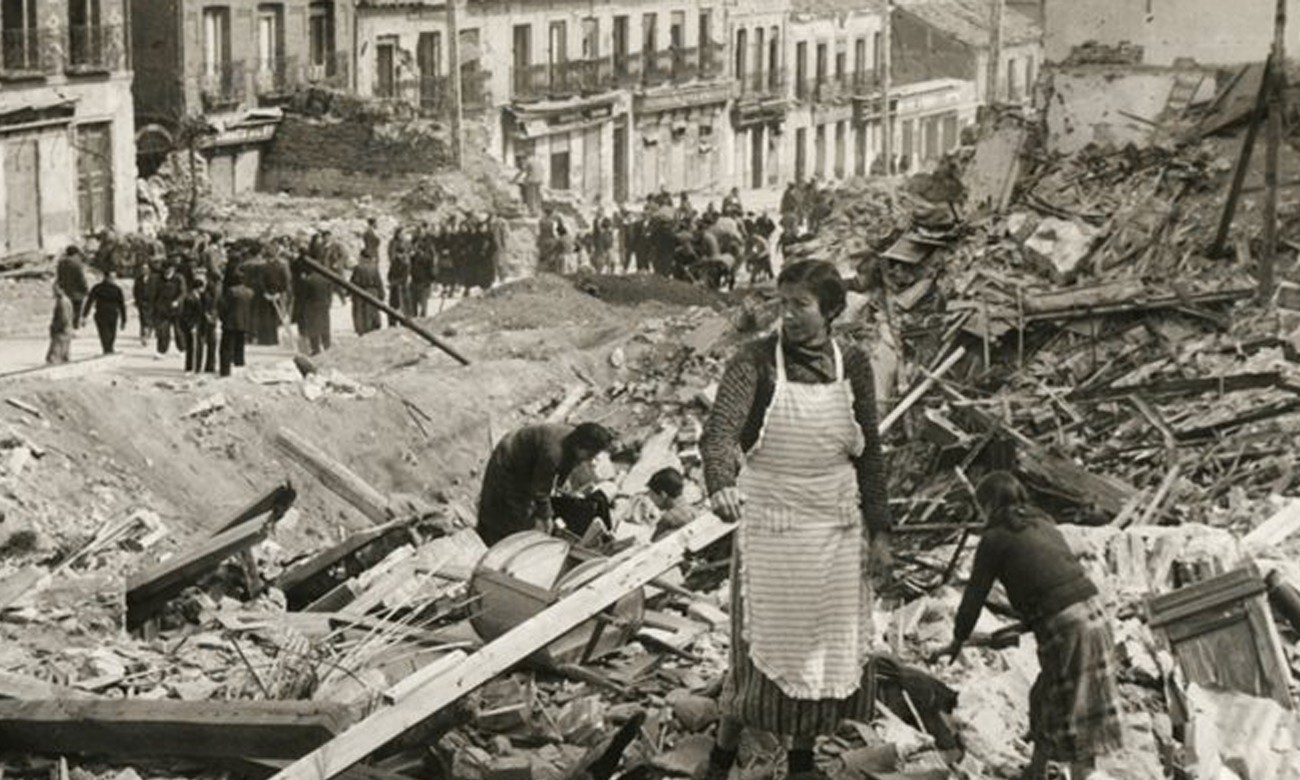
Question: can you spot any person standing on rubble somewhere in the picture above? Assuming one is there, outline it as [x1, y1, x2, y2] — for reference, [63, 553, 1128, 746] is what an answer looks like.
[475, 422, 617, 547]
[350, 250, 385, 336]
[46, 283, 74, 365]
[696, 258, 892, 780]
[934, 471, 1121, 780]
[56, 246, 90, 330]
[151, 260, 187, 355]
[297, 267, 335, 356]
[387, 225, 412, 323]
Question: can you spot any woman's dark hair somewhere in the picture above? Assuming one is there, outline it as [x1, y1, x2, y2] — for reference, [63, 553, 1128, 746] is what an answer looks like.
[648, 467, 685, 499]
[566, 422, 616, 454]
[974, 471, 1035, 531]
[777, 259, 847, 322]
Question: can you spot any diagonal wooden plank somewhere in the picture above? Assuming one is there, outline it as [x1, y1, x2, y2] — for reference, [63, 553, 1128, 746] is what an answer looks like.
[267, 514, 733, 780]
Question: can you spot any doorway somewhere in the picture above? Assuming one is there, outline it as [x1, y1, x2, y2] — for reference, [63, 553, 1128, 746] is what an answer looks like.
[750, 126, 764, 189]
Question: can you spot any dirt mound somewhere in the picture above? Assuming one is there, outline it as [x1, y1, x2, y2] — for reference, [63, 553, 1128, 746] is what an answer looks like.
[570, 272, 736, 309]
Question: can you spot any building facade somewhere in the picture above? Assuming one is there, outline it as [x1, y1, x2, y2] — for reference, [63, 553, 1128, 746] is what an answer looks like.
[893, 0, 1041, 109]
[1, 0, 137, 262]
[342, 0, 1010, 206]
[131, 0, 355, 195]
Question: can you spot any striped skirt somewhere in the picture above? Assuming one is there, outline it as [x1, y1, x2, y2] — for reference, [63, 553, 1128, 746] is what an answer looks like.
[719, 546, 876, 738]
[1029, 596, 1124, 762]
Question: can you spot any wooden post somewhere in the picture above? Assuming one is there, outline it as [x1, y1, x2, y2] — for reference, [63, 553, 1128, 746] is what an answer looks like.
[1262, 0, 1287, 303]
[882, 0, 894, 176]
[1211, 58, 1271, 258]
[297, 256, 470, 365]
[274, 428, 393, 524]
[447, 0, 465, 170]
[986, 0, 1004, 107]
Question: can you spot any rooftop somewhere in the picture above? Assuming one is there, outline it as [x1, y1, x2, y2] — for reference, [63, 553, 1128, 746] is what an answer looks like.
[791, 0, 887, 15]
[895, 0, 1042, 47]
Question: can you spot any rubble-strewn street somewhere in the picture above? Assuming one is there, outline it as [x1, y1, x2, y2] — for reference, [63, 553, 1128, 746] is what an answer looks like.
[6, 2, 1300, 780]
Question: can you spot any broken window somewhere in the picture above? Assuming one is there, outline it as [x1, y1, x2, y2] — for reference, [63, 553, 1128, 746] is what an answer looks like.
[68, 0, 107, 70]
[308, 2, 335, 74]
[2, 0, 39, 72]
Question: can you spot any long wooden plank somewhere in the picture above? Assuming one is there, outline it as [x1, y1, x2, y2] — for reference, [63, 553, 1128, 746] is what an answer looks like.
[276, 522, 412, 608]
[125, 515, 273, 629]
[0, 699, 353, 759]
[267, 514, 734, 780]
[0, 352, 125, 382]
[275, 428, 392, 524]
[215, 483, 298, 534]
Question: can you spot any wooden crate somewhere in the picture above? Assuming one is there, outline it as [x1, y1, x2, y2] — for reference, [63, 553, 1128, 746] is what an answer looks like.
[1147, 562, 1294, 710]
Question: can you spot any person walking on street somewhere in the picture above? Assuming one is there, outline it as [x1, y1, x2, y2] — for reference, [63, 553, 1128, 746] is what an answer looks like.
[410, 226, 436, 317]
[298, 268, 334, 356]
[151, 261, 187, 355]
[83, 269, 128, 355]
[56, 247, 90, 329]
[134, 258, 157, 345]
[387, 226, 412, 323]
[695, 259, 892, 780]
[46, 283, 74, 365]
[219, 269, 254, 377]
[179, 273, 217, 373]
[350, 251, 385, 336]
[932, 471, 1122, 780]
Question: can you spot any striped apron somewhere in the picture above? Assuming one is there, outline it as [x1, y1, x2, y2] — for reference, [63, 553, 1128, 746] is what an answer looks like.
[736, 337, 870, 701]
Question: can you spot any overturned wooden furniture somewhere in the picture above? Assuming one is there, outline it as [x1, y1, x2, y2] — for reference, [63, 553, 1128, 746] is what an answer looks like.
[1147, 562, 1294, 710]
[470, 531, 645, 667]
[266, 513, 733, 780]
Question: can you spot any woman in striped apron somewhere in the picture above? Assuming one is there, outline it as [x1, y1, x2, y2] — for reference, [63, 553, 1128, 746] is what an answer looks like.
[698, 259, 892, 780]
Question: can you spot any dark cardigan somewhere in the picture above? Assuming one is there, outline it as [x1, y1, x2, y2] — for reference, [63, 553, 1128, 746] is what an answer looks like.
[700, 333, 892, 535]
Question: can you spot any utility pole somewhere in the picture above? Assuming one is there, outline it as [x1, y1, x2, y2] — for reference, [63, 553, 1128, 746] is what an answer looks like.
[882, 0, 893, 175]
[447, 0, 465, 170]
[1262, 0, 1287, 303]
[986, 0, 1004, 107]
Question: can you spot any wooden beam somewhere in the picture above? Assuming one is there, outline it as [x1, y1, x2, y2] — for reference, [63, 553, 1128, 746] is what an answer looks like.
[276, 522, 414, 610]
[1211, 56, 1271, 257]
[267, 514, 734, 780]
[295, 257, 469, 366]
[879, 347, 966, 434]
[125, 515, 274, 630]
[0, 699, 353, 759]
[215, 483, 298, 534]
[0, 353, 125, 382]
[274, 428, 392, 524]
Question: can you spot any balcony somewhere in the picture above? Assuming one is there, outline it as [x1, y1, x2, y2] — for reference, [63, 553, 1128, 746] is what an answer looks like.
[512, 59, 613, 102]
[254, 54, 298, 97]
[302, 51, 350, 90]
[852, 69, 881, 95]
[200, 60, 246, 112]
[700, 41, 725, 80]
[67, 24, 125, 73]
[739, 68, 786, 98]
[420, 74, 448, 114]
[1, 27, 57, 78]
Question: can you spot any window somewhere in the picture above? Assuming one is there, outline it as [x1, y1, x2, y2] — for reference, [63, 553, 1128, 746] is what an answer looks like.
[873, 31, 883, 74]
[753, 27, 764, 88]
[1, 0, 39, 72]
[698, 11, 710, 72]
[854, 38, 866, 83]
[308, 2, 335, 71]
[376, 36, 397, 97]
[202, 7, 231, 78]
[642, 13, 657, 75]
[855, 125, 867, 176]
[768, 27, 779, 89]
[814, 124, 826, 178]
[256, 5, 284, 80]
[548, 21, 566, 67]
[795, 127, 807, 182]
[669, 11, 685, 78]
[795, 41, 807, 99]
[735, 28, 746, 82]
[815, 42, 827, 88]
[76, 123, 114, 234]
[942, 113, 958, 152]
[417, 31, 442, 110]
[1006, 57, 1019, 101]
[613, 16, 628, 76]
[835, 51, 846, 88]
[834, 121, 846, 179]
[550, 133, 571, 191]
[581, 17, 598, 59]
[68, 0, 106, 70]
[1025, 57, 1035, 104]
[513, 24, 531, 68]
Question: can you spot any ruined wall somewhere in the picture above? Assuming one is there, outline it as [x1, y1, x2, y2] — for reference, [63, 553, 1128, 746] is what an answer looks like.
[260, 114, 453, 196]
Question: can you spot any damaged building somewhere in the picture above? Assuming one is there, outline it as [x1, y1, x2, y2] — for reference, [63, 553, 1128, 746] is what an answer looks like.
[130, 0, 355, 196]
[0, 0, 138, 264]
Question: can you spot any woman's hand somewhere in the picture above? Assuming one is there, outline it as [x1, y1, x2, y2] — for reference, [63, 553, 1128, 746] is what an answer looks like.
[710, 487, 744, 523]
[861, 533, 892, 580]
